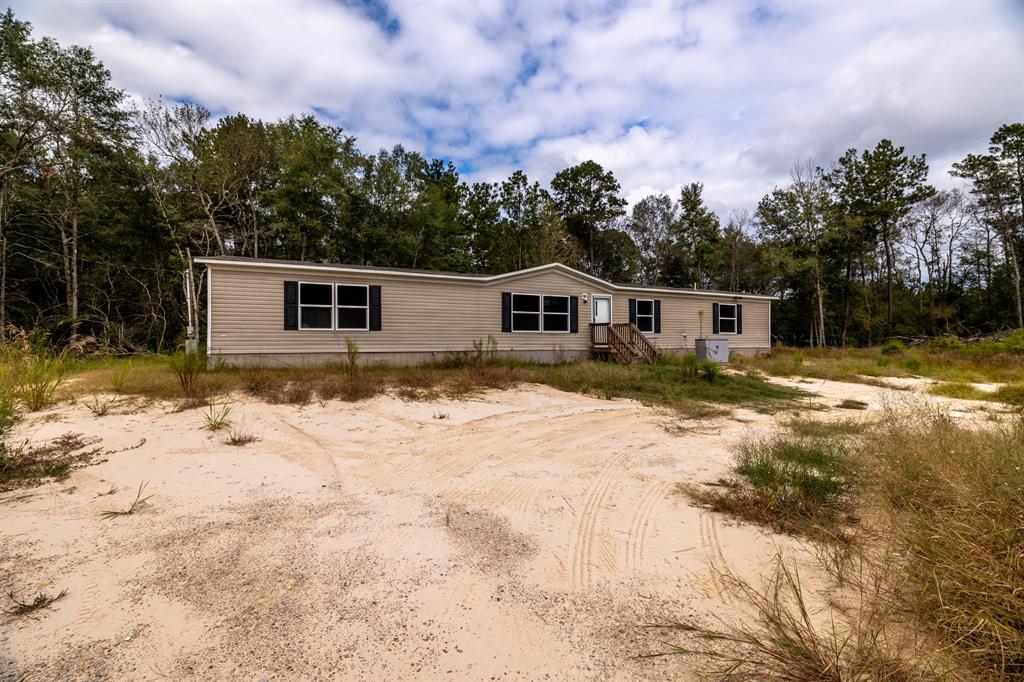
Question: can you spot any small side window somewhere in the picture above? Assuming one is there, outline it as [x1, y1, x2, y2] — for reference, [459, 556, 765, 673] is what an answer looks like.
[635, 299, 655, 333]
[718, 303, 737, 334]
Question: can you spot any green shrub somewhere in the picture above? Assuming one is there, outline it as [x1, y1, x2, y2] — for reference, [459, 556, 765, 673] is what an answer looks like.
[698, 359, 721, 382]
[168, 350, 205, 398]
[928, 335, 964, 351]
[881, 339, 904, 355]
[874, 356, 891, 367]
[993, 383, 1024, 406]
[994, 329, 1024, 354]
[900, 356, 922, 373]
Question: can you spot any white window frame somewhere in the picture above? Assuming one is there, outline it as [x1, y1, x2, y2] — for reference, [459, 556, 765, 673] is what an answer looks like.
[635, 298, 655, 334]
[335, 283, 370, 331]
[298, 281, 334, 331]
[718, 303, 738, 335]
[541, 294, 571, 333]
[510, 292, 570, 333]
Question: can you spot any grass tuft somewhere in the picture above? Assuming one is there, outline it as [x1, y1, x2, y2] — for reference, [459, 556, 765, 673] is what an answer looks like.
[203, 402, 232, 431]
[168, 349, 204, 399]
[99, 481, 154, 519]
[14, 352, 68, 411]
[224, 427, 259, 446]
[85, 395, 118, 417]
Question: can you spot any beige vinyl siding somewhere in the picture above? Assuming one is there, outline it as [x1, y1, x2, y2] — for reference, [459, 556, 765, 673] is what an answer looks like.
[612, 291, 771, 353]
[207, 262, 771, 358]
[209, 265, 604, 355]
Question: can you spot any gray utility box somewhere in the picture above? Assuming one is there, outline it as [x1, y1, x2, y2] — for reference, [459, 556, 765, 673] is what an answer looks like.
[695, 338, 729, 363]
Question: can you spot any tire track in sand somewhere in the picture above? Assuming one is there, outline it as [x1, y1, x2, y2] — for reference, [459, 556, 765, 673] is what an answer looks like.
[569, 451, 628, 589]
[623, 481, 669, 573]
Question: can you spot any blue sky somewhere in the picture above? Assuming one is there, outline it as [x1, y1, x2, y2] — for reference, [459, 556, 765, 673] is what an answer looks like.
[8, 0, 1023, 214]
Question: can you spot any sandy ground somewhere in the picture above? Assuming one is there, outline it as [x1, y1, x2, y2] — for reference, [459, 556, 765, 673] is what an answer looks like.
[0, 378, 1004, 681]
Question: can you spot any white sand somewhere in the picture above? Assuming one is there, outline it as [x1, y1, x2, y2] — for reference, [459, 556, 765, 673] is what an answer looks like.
[0, 379, 998, 680]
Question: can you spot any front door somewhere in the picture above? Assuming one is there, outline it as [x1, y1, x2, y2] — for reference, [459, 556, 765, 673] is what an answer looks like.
[592, 296, 611, 324]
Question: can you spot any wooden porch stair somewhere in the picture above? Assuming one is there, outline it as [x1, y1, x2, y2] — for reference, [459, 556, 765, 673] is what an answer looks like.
[590, 323, 659, 364]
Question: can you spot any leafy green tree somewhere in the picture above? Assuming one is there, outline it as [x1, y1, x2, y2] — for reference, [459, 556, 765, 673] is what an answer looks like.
[550, 160, 627, 275]
[664, 182, 721, 288]
[627, 193, 675, 285]
[952, 124, 1024, 328]
[825, 140, 933, 335]
[0, 9, 52, 339]
[757, 164, 835, 346]
[35, 41, 132, 345]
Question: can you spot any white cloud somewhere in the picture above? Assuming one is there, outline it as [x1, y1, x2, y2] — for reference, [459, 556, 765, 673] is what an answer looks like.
[9, 0, 1023, 212]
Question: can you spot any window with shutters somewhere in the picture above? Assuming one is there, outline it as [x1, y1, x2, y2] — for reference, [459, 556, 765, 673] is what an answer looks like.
[510, 293, 570, 332]
[336, 284, 369, 330]
[299, 282, 333, 329]
[635, 299, 655, 333]
[718, 303, 738, 334]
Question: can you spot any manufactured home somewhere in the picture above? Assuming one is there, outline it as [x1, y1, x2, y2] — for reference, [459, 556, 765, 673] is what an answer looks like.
[195, 256, 775, 366]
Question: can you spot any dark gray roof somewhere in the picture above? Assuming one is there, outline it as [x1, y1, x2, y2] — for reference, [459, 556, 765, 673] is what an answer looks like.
[195, 255, 776, 299]
[195, 255, 492, 278]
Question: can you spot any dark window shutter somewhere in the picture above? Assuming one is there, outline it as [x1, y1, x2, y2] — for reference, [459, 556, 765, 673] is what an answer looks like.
[736, 304, 742, 335]
[369, 285, 382, 331]
[712, 303, 720, 335]
[284, 281, 298, 330]
[653, 300, 661, 333]
[628, 298, 637, 325]
[501, 292, 512, 332]
[570, 296, 579, 333]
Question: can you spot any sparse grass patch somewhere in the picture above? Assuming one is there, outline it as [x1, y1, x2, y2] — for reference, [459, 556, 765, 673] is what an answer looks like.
[225, 427, 259, 446]
[992, 382, 1024, 407]
[5, 587, 69, 617]
[863, 408, 1024, 677]
[14, 352, 68, 411]
[745, 343, 1024, 386]
[85, 395, 118, 416]
[929, 381, 987, 401]
[676, 401, 1024, 679]
[99, 481, 154, 519]
[781, 415, 869, 438]
[203, 402, 232, 431]
[646, 557, 945, 680]
[60, 354, 809, 419]
[0, 433, 104, 492]
[681, 434, 858, 539]
[168, 349, 205, 399]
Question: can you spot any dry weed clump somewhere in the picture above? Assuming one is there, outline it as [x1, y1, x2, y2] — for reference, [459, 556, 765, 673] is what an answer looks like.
[646, 555, 947, 680]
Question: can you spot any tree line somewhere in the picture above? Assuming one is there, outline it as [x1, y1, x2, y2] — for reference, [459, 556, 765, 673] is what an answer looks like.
[2, 10, 1022, 352]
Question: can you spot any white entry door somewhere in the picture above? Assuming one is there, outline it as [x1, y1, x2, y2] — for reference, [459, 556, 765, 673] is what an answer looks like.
[592, 296, 612, 324]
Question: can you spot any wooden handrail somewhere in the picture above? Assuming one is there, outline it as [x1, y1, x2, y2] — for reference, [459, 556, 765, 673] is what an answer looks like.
[606, 323, 635, 362]
[590, 322, 658, 364]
